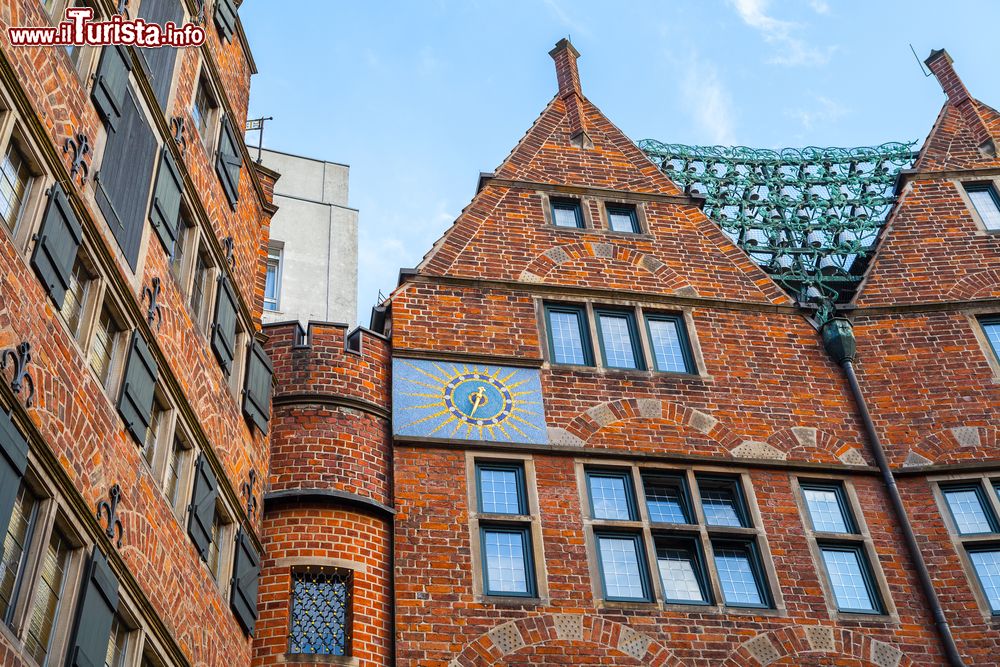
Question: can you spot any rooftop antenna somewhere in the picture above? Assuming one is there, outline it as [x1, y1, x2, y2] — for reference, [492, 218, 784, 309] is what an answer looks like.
[909, 44, 932, 77]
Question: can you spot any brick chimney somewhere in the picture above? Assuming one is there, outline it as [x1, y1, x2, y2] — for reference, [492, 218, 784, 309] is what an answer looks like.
[926, 48, 996, 157]
[549, 38, 592, 149]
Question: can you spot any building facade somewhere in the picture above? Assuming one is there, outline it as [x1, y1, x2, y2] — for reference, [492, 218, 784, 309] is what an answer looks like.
[258, 148, 359, 326]
[0, 1, 275, 666]
[259, 41, 1000, 666]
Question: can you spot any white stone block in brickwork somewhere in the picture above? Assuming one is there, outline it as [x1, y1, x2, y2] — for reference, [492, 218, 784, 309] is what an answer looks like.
[488, 621, 525, 655]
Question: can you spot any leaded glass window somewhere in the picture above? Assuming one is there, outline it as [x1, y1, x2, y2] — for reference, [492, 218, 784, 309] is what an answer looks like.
[606, 203, 639, 233]
[713, 541, 767, 607]
[289, 569, 350, 656]
[943, 486, 996, 535]
[801, 484, 852, 534]
[551, 198, 583, 228]
[545, 304, 592, 366]
[970, 550, 1000, 613]
[596, 310, 643, 370]
[643, 475, 690, 524]
[482, 527, 533, 596]
[25, 529, 72, 664]
[475, 460, 536, 597]
[89, 304, 122, 389]
[645, 314, 693, 373]
[0, 141, 32, 233]
[699, 478, 748, 528]
[595, 533, 649, 601]
[0, 484, 38, 623]
[587, 470, 635, 521]
[656, 539, 708, 604]
[981, 317, 1000, 363]
[477, 463, 524, 515]
[966, 183, 1000, 231]
[820, 545, 880, 613]
[59, 257, 93, 340]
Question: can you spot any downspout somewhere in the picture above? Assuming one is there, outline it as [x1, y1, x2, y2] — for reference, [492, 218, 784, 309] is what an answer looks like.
[821, 318, 966, 667]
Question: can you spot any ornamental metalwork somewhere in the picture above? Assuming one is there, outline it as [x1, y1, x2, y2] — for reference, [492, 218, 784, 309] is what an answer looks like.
[96, 484, 124, 547]
[142, 277, 164, 329]
[171, 116, 188, 157]
[1, 342, 35, 407]
[289, 569, 350, 656]
[63, 132, 90, 185]
[241, 469, 258, 520]
[221, 236, 236, 269]
[638, 141, 918, 322]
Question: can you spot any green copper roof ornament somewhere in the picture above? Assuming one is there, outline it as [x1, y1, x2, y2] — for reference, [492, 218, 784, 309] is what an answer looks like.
[637, 141, 918, 324]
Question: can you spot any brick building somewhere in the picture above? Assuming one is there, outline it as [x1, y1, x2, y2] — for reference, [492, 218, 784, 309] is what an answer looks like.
[0, 1, 276, 666]
[257, 41, 1000, 667]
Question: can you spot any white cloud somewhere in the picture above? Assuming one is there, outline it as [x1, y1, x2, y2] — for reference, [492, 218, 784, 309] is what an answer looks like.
[680, 56, 737, 144]
[728, 0, 833, 67]
[785, 95, 849, 130]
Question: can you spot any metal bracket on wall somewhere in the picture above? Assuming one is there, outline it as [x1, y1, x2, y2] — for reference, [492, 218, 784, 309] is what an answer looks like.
[170, 117, 188, 158]
[96, 484, 124, 548]
[63, 132, 90, 185]
[221, 236, 236, 269]
[241, 470, 258, 520]
[1, 342, 34, 407]
[142, 277, 165, 330]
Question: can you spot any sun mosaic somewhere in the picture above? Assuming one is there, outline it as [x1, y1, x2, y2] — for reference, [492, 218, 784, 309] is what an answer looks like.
[391, 359, 548, 445]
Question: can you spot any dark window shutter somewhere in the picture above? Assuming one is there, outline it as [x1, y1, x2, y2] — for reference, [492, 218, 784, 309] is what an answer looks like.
[211, 275, 238, 376]
[30, 182, 83, 309]
[136, 0, 183, 110]
[117, 333, 159, 446]
[187, 453, 218, 560]
[242, 340, 272, 434]
[95, 87, 158, 269]
[67, 547, 119, 667]
[229, 528, 260, 635]
[149, 148, 183, 252]
[215, 116, 243, 207]
[91, 45, 133, 131]
[0, 410, 28, 538]
[214, 0, 238, 41]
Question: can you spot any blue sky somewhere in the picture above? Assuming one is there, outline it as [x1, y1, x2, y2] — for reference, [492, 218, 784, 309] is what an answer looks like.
[241, 0, 1000, 325]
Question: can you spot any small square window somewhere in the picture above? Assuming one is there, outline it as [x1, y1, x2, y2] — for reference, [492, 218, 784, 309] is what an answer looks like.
[645, 314, 694, 374]
[551, 198, 584, 228]
[477, 462, 526, 515]
[712, 539, 769, 607]
[481, 526, 535, 597]
[544, 304, 593, 366]
[595, 309, 644, 370]
[942, 485, 997, 535]
[819, 544, 882, 613]
[981, 317, 1000, 363]
[264, 246, 282, 312]
[290, 569, 351, 655]
[587, 470, 636, 521]
[606, 203, 640, 233]
[965, 183, 1000, 231]
[595, 532, 651, 602]
[698, 477, 749, 528]
[642, 474, 691, 524]
[656, 537, 710, 604]
[801, 483, 855, 534]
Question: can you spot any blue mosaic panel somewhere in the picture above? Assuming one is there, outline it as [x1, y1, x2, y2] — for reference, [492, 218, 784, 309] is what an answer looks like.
[393, 359, 547, 444]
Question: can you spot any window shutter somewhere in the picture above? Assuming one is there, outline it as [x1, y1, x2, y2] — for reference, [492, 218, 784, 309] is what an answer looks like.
[136, 0, 183, 110]
[91, 45, 133, 131]
[118, 333, 159, 446]
[242, 340, 272, 434]
[214, 0, 238, 41]
[215, 116, 243, 207]
[30, 182, 83, 309]
[229, 528, 260, 635]
[67, 547, 119, 667]
[0, 410, 28, 538]
[211, 275, 238, 376]
[187, 453, 218, 560]
[149, 148, 183, 252]
[95, 87, 158, 269]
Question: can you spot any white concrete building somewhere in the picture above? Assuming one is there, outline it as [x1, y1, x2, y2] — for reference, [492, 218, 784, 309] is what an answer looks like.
[258, 148, 359, 325]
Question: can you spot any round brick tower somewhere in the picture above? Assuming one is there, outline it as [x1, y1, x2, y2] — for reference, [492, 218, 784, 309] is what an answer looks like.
[254, 322, 392, 666]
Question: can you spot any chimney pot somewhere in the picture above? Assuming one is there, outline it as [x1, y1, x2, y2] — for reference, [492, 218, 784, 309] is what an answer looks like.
[925, 48, 995, 157]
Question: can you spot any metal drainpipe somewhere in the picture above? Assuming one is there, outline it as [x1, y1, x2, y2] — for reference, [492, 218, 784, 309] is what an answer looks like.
[821, 318, 966, 667]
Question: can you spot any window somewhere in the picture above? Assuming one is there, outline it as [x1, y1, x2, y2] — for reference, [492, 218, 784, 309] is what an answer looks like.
[936, 478, 1000, 614]
[104, 615, 130, 667]
[289, 569, 350, 656]
[583, 465, 774, 608]
[544, 304, 593, 366]
[0, 140, 33, 233]
[206, 502, 232, 582]
[142, 398, 167, 469]
[645, 314, 695, 374]
[191, 75, 219, 149]
[170, 211, 193, 284]
[59, 256, 95, 341]
[980, 317, 1000, 364]
[163, 431, 190, 514]
[24, 528, 73, 664]
[799, 481, 884, 614]
[551, 197, 583, 228]
[189, 246, 213, 333]
[606, 203, 640, 233]
[89, 303, 124, 389]
[595, 309, 644, 370]
[943, 485, 996, 535]
[264, 246, 281, 311]
[0, 484, 39, 623]
[965, 183, 1000, 231]
[475, 462, 535, 597]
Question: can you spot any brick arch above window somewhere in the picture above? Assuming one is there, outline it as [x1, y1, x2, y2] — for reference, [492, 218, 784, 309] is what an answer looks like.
[720, 626, 914, 667]
[946, 268, 1000, 300]
[913, 426, 998, 466]
[519, 241, 692, 292]
[735, 426, 867, 466]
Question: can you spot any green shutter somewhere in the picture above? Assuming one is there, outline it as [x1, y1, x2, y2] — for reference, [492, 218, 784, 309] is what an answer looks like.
[229, 528, 260, 635]
[242, 341, 272, 434]
[149, 148, 183, 252]
[215, 116, 243, 207]
[30, 183, 83, 309]
[214, 0, 238, 41]
[187, 454, 218, 560]
[91, 45, 133, 131]
[118, 333, 159, 446]
[136, 0, 183, 110]
[0, 410, 28, 539]
[211, 275, 238, 376]
[67, 547, 119, 667]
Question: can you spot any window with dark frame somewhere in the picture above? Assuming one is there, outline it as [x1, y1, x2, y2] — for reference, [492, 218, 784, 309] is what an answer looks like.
[595, 532, 651, 602]
[476, 461, 536, 597]
[0, 484, 39, 625]
[264, 246, 281, 311]
[24, 527, 73, 664]
[606, 203, 640, 233]
[800, 482, 883, 614]
[289, 568, 351, 656]
[938, 479, 1000, 614]
[980, 317, 1000, 364]
[551, 197, 584, 228]
[645, 313, 695, 374]
[59, 256, 94, 341]
[89, 302, 123, 389]
[191, 75, 218, 148]
[595, 309, 644, 370]
[544, 303, 593, 366]
[965, 182, 1000, 231]
[0, 139, 33, 233]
